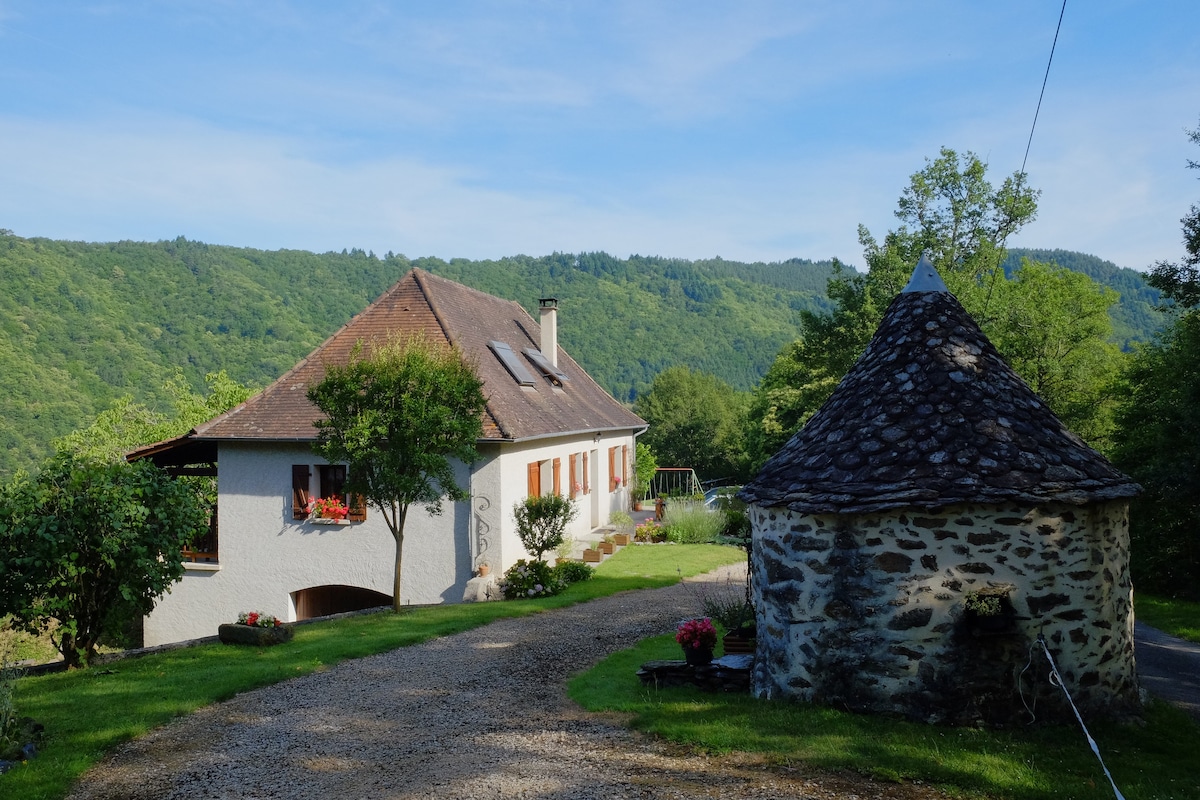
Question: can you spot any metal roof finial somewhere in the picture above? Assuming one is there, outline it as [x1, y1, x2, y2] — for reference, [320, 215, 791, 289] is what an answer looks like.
[901, 253, 950, 294]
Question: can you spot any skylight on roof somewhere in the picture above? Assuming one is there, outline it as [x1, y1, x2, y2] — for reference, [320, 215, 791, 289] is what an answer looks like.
[524, 347, 569, 385]
[489, 340, 537, 386]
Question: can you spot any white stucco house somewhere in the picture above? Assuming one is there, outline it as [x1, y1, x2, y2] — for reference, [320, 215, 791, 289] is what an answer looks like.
[131, 269, 646, 646]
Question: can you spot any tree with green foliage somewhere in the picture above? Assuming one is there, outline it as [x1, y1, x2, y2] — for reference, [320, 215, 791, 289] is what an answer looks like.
[632, 441, 658, 506]
[747, 148, 1124, 466]
[307, 334, 487, 612]
[747, 149, 1039, 467]
[1146, 122, 1200, 307]
[633, 366, 750, 482]
[52, 369, 253, 462]
[1112, 313, 1200, 598]
[0, 454, 208, 667]
[512, 494, 578, 562]
[1112, 119, 1200, 598]
[984, 259, 1124, 449]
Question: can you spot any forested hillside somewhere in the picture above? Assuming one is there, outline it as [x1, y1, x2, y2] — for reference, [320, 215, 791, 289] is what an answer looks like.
[1004, 248, 1165, 348]
[1, 231, 1164, 479]
[0, 231, 834, 477]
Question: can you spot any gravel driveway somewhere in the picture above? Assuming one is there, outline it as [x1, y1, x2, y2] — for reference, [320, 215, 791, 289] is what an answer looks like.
[67, 565, 950, 800]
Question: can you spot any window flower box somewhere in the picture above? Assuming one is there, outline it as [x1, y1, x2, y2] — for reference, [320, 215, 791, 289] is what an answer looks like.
[309, 516, 351, 526]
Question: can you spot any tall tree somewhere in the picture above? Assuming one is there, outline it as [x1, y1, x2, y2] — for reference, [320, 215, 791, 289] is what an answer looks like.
[307, 334, 487, 612]
[745, 148, 1138, 468]
[985, 260, 1123, 450]
[0, 454, 208, 667]
[1113, 119, 1200, 598]
[633, 366, 749, 483]
[1146, 122, 1200, 307]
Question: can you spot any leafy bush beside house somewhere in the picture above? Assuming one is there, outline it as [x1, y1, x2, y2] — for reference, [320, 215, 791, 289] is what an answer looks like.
[513, 493, 578, 562]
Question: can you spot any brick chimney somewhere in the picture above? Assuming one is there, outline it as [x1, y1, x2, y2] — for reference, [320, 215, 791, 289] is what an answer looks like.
[538, 298, 558, 367]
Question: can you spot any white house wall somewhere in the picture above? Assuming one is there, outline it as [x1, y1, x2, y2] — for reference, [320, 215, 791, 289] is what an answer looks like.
[491, 432, 635, 572]
[146, 432, 636, 646]
[144, 442, 472, 646]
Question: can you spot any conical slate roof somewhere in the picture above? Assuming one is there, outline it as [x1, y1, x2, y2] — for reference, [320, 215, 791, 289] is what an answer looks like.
[739, 258, 1140, 514]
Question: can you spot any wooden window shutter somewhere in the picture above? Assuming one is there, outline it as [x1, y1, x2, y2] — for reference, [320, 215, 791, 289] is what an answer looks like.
[552, 457, 561, 496]
[608, 447, 618, 491]
[569, 453, 578, 499]
[527, 461, 540, 497]
[622, 445, 629, 485]
[292, 465, 311, 519]
[583, 455, 589, 494]
[349, 494, 367, 522]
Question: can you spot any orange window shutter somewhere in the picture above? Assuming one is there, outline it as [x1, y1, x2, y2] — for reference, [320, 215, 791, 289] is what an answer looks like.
[527, 461, 540, 497]
[553, 457, 562, 496]
[292, 465, 311, 519]
[583, 456, 589, 494]
[608, 447, 617, 491]
[622, 445, 629, 484]
[569, 454, 578, 498]
[349, 494, 367, 522]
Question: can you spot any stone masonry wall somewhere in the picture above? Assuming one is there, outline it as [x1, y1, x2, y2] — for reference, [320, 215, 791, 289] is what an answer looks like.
[749, 500, 1139, 725]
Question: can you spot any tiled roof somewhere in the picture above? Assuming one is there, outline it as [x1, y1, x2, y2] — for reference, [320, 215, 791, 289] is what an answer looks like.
[739, 263, 1140, 514]
[192, 269, 645, 443]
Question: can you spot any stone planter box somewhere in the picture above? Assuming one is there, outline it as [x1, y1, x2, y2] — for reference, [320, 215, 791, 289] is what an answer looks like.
[218, 623, 294, 646]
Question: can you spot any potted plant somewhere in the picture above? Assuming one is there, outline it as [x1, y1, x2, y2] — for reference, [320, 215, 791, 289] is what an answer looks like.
[218, 611, 294, 646]
[608, 511, 633, 546]
[597, 535, 615, 555]
[306, 496, 349, 524]
[702, 591, 756, 655]
[676, 617, 718, 666]
[581, 547, 602, 563]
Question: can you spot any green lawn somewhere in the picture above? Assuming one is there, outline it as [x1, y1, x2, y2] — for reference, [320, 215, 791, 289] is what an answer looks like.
[1136, 594, 1200, 643]
[2, 544, 744, 800]
[569, 636, 1200, 800]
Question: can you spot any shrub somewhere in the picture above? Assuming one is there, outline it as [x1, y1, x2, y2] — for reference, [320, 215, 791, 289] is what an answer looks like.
[608, 510, 634, 534]
[513, 494, 579, 561]
[554, 560, 594, 585]
[662, 503, 725, 544]
[634, 520, 668, 542]
[498, 559, 565, 600]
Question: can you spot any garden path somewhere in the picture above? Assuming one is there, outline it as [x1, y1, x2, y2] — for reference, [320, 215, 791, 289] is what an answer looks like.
[67, 564, 950, 800]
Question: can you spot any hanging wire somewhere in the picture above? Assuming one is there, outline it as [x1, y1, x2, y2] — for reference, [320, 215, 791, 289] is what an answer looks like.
[1021, 0, 1068, 175]
[982, 0, 1068, 316]
[1037, 635, 1127, 800]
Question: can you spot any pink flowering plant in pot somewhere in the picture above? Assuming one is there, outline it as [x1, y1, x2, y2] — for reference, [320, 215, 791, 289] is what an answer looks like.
[675, 617, 718, 653]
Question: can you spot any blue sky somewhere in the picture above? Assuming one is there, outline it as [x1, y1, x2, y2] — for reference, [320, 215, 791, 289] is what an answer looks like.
[1, 1, 1197, 271]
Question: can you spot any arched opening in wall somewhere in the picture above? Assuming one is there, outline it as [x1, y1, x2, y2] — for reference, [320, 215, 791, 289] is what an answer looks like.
[293, 585, 392, 621]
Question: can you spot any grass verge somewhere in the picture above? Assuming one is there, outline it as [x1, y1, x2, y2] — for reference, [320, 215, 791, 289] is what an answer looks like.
[3, 543, 743, 800]
[1136, 594, 1200, 643]
[569, 635, 1200, 800]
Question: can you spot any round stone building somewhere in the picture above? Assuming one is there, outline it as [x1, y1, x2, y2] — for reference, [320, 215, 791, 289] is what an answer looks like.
[738, 258, 1141, 725]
